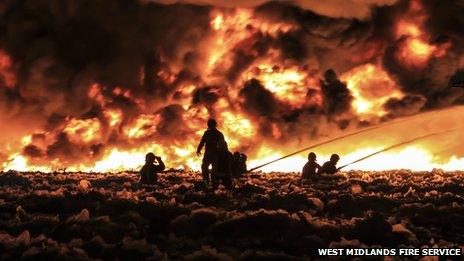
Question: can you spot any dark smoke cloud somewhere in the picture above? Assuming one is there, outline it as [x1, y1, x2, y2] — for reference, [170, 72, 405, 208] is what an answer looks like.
[379, 0, 464, 102]
[192, 87, 220, 105]
[45, 133, 84, 162]
[156, 104, 191, 138]
[239, 79, 277, 117]
[23, 145, 43, 158]
[384, 95, 426, 117]
[427, 87, 464, 109]
[422, 0, 464, 41]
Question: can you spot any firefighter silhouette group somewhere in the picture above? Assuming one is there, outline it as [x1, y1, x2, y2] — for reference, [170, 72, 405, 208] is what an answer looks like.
[139, 69, 348, 187]
[139, 118, 341, 188]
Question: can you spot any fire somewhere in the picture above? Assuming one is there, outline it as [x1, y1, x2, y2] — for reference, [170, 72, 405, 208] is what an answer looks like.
[394, 0, 451, 68]
[397, 37, 436, 68]
[1, 1, 463, 174]
[243, 64, 320, 106]
[207, 9, 294, 74]
[341, 64, 403, 118]
[64, 118, 102, 143]
[104, 109, 123, 127]
[123, 114, 159, 139]
[88, 83, 105, 105]
[3, 153, 51, 173]
[220, 111, 256, 149]
[396, 20, 422, 38]
[0, 50, 16, 88]
[249, 146, 464, 173]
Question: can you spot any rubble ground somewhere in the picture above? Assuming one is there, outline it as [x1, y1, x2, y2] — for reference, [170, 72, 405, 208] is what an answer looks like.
[0, 169, 463, 260]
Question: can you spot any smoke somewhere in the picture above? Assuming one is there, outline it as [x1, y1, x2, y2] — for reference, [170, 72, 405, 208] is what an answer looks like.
[0, 0, 463, 171]
[384, 95, 426, 117]
[239, 79, 278, 117]
[152, 0, 398, 20]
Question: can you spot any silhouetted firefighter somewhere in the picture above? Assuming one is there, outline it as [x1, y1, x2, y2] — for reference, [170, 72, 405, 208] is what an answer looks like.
[197, 119, 225, 183]
[211, 140, 233, 189]
[317, 154, 340, 175]
[140, 152, 165, 185]
[320, 69, 353, 118]
[302, 152, 320, 180]
[232, 152, 247, 178]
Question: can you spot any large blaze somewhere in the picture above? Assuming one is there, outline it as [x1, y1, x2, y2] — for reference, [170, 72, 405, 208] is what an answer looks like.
[0, 0, 463, 173]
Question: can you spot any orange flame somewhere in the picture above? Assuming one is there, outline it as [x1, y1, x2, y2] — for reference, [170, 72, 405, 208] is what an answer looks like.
[341, 64, 403, 119]
[0, 50, 16, 88]
[64, 118, 102, 143]
[394, 0, 451, 68]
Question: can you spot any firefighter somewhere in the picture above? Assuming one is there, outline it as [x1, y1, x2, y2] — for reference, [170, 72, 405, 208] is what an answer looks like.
[302, 152, 321, 180]
[211, 140, 233, 190]
[317, 154, 340, 175]
[139, 152, 165, 185]
[197, 119, 225, 183]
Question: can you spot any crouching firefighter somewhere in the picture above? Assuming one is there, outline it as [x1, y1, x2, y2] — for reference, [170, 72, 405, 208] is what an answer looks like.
[211, 140, 233, 190]
[232, 152, 247, 178]
[139, 152, 165, 185]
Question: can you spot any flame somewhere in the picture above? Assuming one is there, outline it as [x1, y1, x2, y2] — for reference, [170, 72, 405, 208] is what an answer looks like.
[88, 83, 105, 105]
[341, 64, 403, 119]
[0, 50, 16, 88]
[104, 109, 123, 127]
[207, 9, 294, 74]
[123, 114, 159, 139]
[243, 64, 321, 107]
[64, 118, 102, 143]
[394, 0, 451, 68]
[249, 146, 464, 173]
[220, 110, 256, 149]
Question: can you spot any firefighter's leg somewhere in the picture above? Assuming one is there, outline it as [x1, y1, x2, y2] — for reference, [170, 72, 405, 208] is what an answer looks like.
[223, 176, 232, 190]
[201, 155, 212, 182]
[211, 173, 219, 189]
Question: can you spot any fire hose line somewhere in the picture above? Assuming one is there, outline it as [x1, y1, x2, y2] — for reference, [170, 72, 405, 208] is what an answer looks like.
[248, 127, 461, 172]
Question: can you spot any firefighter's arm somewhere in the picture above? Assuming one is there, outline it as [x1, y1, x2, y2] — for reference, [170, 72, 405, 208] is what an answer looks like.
[196, 132, 206, 156]
[155, 156, 165, 171]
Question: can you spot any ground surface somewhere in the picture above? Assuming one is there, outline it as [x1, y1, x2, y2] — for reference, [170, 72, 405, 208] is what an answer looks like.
[0, 170, 463, 260]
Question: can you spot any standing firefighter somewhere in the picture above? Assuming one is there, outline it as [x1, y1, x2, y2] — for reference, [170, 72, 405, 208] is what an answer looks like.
[302, 152, 320, 180]
[139, 152, 165, 185]
[211, 140, 233, 190]
[197, 119, 225, 183]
